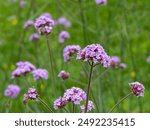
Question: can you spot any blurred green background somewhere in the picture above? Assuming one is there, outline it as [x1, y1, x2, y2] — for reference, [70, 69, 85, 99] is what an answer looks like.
[0, 0, 150, 112]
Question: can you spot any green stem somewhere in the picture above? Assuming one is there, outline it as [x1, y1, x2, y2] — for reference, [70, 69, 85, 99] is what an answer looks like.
[23, 75, 32, 87]
[46, 36, 56, 96]
[108, 92, 133, 113]
[90, 89, 100, 112]
[72, 104, 75, 113]
[5, 99, 11, 113]
[63, 107, 70, 113]
[84, 62, 94, 113]
[79, 61, 88, 77]
[38, 97, 54, 113]
[93, 68, 110, 83]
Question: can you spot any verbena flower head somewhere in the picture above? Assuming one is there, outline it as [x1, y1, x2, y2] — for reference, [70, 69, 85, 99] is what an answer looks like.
[29, 33, 40, 41]
[96, 0, 107, 5]
[59, 31, 70, 43]
[23, 87, 39, 104]
[34, 15, 54, 35]
[58, 70, 70, 80]
[120, 63, 127, 69]
[32, 69, 48, 80]
[110, 56, 120, 68]
[147, 56, 150, 63]
[54, 97, 66, 110]
[63, 87, 86, 104]
[4, 84, 20, 99]
[129, 82, 144, 97]
[12, 61, 36, 78]
[77, 44, 110, 67]
[63, 45, 81, 62]
[56, 17, 71, 27]
[23, 20, 34, 29]
[80, 100, 95, 113]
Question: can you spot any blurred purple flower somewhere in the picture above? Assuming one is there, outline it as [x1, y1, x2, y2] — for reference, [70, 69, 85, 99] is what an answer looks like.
[59, 31, 70, 43]
[42, 12, 52, 19]
[129, 82, 144, 97]
[34, 15, 54, 35]
[29, 33, 40, 41]
[54, 97, 66, 110]
[23, 87, 39, 104]
[80, 100, 95, 113]
[12, 61, 36, 78]
[20, 0, 26, 8]
[120, 63, 127, 69]
[23, 20, 34, 29]
[4, 84, 20, 99]
[95, 0, 107, 5]
[110, 56, 120, 68]
[56, 17, 71, 27]
[58, 70, 70, 80]
[77, 44, 110, 68]
[63, 45, 81, 62]
[32, 69, 48, 80]
[63, 87, 86, 104]
[147, 56, 150, 63]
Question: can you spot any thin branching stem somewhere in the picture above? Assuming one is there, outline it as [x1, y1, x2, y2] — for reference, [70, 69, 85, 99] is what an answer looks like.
[46, 36, 56, 96]
[108, 92, 133, 113]
[38, 97, 54, 113]
[88, 61, 92, 66]
[92, 68, 110, 83]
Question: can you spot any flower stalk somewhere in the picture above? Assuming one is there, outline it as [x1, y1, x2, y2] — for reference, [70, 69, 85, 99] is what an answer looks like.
[108, 92, 133, 113]
[46, 36, 56, 96]
[38, 97, 54, 113]
[84, 62, 94, 113]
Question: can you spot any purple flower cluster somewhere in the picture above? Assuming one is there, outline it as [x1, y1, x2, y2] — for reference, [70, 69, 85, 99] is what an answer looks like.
[80, 100, 95, 113]
[23, 88, 39, 103]
[34, 15, 54, 35]
[29, 33, 40, 41]
[23, 20, 34, 29]
[63, 87, 86, 104]
[59, 31, 70, 43]
[4, 84, 20, 99]
[63, 45, 81, 62]
[108, 56, 127, 69]
[32, 69, 48, 80]
[147, 56, 150, 63]
[77, 44, 110, 68]
[95, 0, 107, 5]
[110, 56, 120, 68]
[129, 82, 144, 97]
[56, 17, 71, 27]
[54, 97, 66, 110]
[12, 61, 36, 78]
[54, 87, 90, 110]
[58, 70, 70, 80]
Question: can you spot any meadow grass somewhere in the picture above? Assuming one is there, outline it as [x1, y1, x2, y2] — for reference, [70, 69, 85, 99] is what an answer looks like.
[0, 0, 150, 112]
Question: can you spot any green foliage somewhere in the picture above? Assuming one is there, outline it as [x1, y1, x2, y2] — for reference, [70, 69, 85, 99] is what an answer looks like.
[0, 0, 150, 112]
